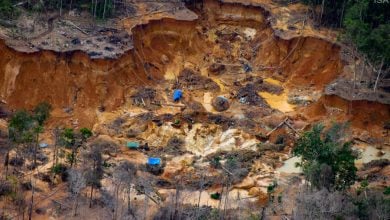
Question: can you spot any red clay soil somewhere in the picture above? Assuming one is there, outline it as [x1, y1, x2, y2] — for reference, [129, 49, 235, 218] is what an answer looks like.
[0, 0, 384, 131]
[303, 95, 390, 137]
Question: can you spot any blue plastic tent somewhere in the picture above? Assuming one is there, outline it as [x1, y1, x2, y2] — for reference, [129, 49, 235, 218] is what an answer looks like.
[173, 89, 183, 102]
[147, 157, 161, 165]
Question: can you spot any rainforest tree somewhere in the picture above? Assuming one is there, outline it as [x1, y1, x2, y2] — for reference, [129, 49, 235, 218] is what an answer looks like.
[293, 123, 358, 191]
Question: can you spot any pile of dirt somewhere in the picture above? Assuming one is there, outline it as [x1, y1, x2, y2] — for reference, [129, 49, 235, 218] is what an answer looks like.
[362, 159, 389, 170]
[157, 136, 188, 156]
[255, 79, 284, 94]
[206, 149, 263, 183]
[207, 114, 236, 130]
[208, 63, 226, 75]
[215, 28, 240, 42]
[131, 87, 161, 109]
[178, 68, 220, 91]
[236, 83, 269, 107]
[161, 166, 224, 190]
[243, 106, 273, 120]
[212, 96, 230, 112]
[182, 100, 206, 113]
[131, 87, 157, 102]
[152, 114, 175, 127]
[207, 149, 262, 169]
[144, 163, 165, 176]
[110, 116, 126, 129]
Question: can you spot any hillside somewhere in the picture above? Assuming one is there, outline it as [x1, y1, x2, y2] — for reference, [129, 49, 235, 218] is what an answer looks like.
[0, 0, 389, 219]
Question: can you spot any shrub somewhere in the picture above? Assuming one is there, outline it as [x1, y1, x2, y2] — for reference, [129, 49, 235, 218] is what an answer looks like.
[210, 192, 221, 200]
[51, 163, 68, 181]
[210, 156, 221, 168]
[293, 123, 357, 191]
[0, 0, 19, 19]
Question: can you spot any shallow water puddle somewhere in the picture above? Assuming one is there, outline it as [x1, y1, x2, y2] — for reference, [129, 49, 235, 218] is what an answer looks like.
[277, 156, 302, 174]
[264, 77, 283, 86]
[211, 77, 227, 92]
[259, 91, 295, 113]
[259, 78, 295, 113]
[354, 145, 389, 167]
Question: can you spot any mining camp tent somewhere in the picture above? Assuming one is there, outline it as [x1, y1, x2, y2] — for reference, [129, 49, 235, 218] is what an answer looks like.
[147, 157, 161, 165]
[173, 89, 183, 102]
[127, 141, 139, 149]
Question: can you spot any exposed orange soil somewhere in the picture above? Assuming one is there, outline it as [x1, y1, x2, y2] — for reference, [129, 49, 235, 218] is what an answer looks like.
[0, 0, 386, 137]
[0, 1, 389, 219]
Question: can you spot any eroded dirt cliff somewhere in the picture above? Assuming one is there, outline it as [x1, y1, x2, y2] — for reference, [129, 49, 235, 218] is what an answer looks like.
[0, 0, 389, 219]
[2, 0, 384, 129]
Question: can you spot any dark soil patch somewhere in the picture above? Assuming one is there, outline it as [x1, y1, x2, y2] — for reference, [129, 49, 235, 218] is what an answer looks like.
[206, 149, 263, 183]
[254, 79, 283, 94]
[9, 157, 25, 167]
[131, 87, 160, 109]
[152, 113, 174, 126]
[362, 159, 389, 170]
[208, 63, 226, 75]
[178, 68, 219, 91]
[207, 114, 236, 130]
[236, 83, 269, 107]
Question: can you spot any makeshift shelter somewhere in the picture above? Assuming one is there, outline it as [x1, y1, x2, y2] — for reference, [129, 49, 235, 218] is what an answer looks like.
[127, 141, 140, 149]
[147, 157, 161, 165]
[173, 89, 183, 102]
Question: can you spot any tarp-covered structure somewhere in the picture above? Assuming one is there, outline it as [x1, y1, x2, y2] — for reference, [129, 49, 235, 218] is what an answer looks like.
[127, 141, 140, 149]
[173, 89, 183, 102]
[147, 157, 161, 165]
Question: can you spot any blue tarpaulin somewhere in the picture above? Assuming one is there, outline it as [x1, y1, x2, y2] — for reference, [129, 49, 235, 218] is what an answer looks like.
[173, 89, 183, 102]
[147, 157, 161, 165]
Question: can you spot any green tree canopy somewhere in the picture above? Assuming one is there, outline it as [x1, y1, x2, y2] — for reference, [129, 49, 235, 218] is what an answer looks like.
[8, 110, 35, 143]
[61, 128, 75, 148]
[33, 102, 52, 126]
[293, 123, 358, 191]
[80, 127, 93, 140]
[344, 0, 390, 65]
[301, 0, 389, 66]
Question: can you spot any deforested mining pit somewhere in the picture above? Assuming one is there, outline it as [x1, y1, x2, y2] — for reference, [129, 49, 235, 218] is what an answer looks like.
[0, 0, 389, 219]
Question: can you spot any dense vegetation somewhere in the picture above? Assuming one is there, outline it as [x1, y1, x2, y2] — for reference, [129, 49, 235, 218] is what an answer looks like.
[2, 101, 99, 219]
[344, 0, 390, 66]
[301, 0, 389, 66]
[301, 0, 347, 27]
[293, 123, 390, 219]
[0, 0, 114, 19]
[293, 123, 357, 191]
[1, 0, 388, 65]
